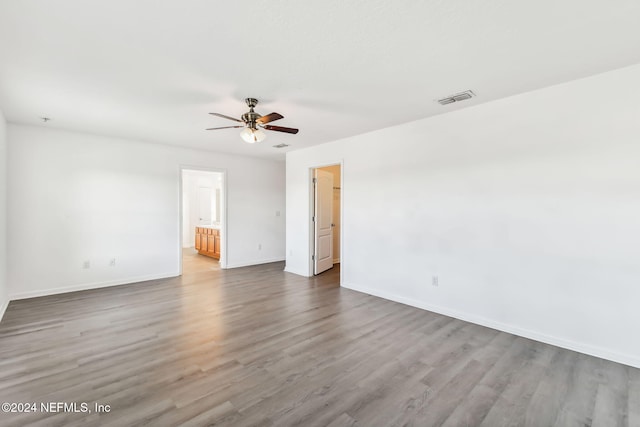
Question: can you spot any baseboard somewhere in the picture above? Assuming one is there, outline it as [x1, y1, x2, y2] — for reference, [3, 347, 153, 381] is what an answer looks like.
[341, 281, 640, 369]
[0, 297, 9, 323]
[225, 258, 285, 269]
[9, 272, 179, 301]
[284, 265, 310, 277]
[333, 258, 340, 264]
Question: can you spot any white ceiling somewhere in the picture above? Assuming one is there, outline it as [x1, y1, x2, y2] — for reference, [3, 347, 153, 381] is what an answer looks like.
[1, 1, 640, 160]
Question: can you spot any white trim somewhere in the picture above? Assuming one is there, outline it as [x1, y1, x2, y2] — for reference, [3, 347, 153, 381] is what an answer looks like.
[225, 258, 285, 269]
[284, 265, 311, 277]
[9, 272, 178, 301]
[341, 281, 640, 369]
[308, 167, 316, 276]
[0, 297, 9, 323]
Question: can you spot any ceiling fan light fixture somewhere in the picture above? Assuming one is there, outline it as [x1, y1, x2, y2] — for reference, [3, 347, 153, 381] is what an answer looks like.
[240, 126, 266, 143]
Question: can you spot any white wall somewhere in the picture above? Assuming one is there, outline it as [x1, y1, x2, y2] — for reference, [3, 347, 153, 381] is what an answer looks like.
[0, 110, 7, 320]
[8, 124, 285, 299]
[286, 63, 640, 368]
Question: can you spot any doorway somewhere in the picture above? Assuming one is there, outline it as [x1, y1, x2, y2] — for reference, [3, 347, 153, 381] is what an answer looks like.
[312, 164, 341, 275]
[180, 168, 226, 275]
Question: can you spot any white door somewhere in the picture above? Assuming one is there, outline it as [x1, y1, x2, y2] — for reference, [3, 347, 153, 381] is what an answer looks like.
[314, 169, 334, 275]
[197, 187, 212, 225]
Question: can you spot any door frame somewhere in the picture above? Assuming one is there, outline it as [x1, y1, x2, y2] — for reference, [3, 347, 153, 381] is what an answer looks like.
[309, 162, 343, 283]
[179, 165, 228, 274]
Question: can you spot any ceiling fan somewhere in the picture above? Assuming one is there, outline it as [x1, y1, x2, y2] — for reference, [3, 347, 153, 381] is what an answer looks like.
[207, 98, 299, 143]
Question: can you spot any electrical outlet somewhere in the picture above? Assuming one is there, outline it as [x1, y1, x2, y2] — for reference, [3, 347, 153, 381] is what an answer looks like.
[258, 243, 262, 250]
[276, 210, 281, 217]
[83, 260, 90, 269]
[432, 276, 439, 287]
[109, 258, 116, 267]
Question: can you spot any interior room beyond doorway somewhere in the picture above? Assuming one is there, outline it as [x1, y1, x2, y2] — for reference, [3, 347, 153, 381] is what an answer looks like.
[313, 164, 341, 275]
[181, 169, 225, 274]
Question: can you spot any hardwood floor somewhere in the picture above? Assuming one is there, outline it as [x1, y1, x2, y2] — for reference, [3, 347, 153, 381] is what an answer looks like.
[0, 252, 638, 426]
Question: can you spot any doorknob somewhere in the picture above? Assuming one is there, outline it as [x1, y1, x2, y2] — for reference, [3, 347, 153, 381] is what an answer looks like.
[331, 223, 335, 227]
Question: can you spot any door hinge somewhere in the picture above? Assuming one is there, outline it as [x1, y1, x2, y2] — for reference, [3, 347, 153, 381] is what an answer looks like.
[312, 255, 315, 261]
[313, 178, 317, 184]
[312, 216, 315, 222]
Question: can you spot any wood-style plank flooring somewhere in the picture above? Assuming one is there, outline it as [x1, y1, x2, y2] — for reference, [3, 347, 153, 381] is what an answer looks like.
[0, 250, 638, 426]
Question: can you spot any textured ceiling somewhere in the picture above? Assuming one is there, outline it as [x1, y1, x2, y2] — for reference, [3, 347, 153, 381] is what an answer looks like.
[1, 0, 640, 160]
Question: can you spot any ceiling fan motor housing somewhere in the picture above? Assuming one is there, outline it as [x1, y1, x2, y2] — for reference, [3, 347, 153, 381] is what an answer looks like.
[242, 98, 261, 128]
[241, 111, 261, 126]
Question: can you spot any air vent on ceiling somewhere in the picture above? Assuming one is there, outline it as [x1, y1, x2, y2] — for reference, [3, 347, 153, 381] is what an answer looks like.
[437, 90, 475, 106]
[273, 143, 290, 148]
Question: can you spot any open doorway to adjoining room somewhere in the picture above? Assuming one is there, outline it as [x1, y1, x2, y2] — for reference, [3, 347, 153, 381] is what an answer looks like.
[180, 168, 226, 275]
[311, 164, 341, 276]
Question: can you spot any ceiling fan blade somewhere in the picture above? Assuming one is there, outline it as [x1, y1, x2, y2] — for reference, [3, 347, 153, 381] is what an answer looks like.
[206, 126, 244, 130]
[209, 112, 243, 123]
[263, 125, 299, 134]
[256, 112, 284, 124]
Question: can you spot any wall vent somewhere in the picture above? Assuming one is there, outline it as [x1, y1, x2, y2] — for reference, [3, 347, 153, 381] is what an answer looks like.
[272, 143, 290, 148]
[437, 90, 475, 106]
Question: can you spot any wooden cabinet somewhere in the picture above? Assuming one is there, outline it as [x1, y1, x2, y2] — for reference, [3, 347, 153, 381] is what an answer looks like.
[195, 231, 201, 250]
[195, 227, 221, 259]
